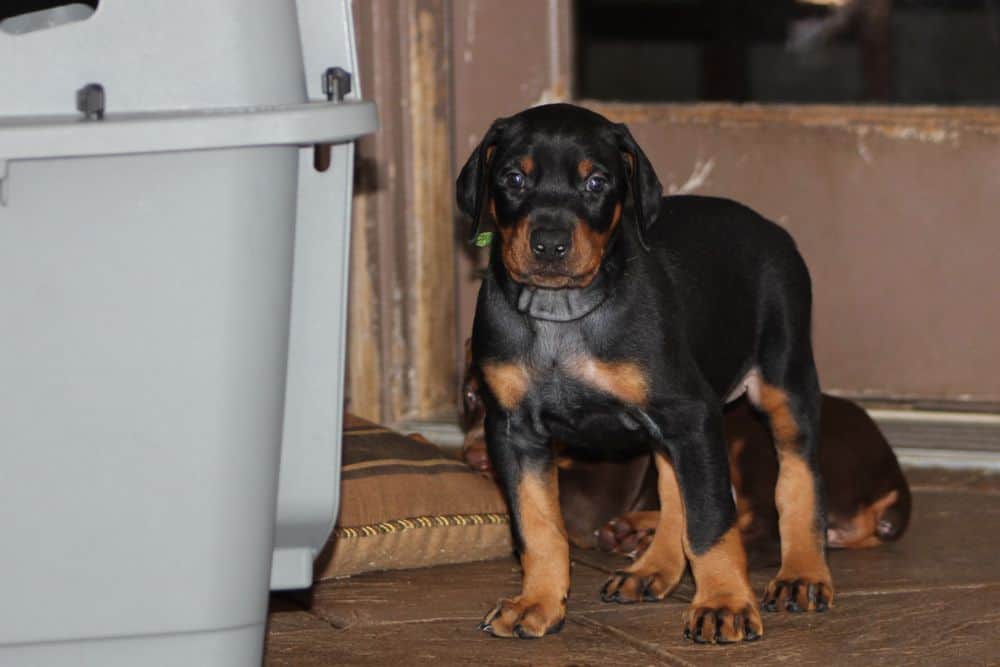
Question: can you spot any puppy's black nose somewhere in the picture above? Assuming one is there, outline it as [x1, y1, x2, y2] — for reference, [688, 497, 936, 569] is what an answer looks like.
[530, 228, 572, 260]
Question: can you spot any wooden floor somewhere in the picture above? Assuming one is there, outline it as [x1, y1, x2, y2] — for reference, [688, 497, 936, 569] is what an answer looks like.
[265, 468, 1000, 666]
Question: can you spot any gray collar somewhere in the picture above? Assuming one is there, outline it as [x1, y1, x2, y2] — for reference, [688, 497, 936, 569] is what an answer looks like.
[515, 270, 611, 322]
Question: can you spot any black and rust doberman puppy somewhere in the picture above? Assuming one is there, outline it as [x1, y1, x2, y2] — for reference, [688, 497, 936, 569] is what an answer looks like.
[458, 103, 832, 643]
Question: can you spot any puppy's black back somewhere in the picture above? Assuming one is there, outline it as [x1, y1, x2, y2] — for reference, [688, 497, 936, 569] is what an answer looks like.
[645, 195, 813, 400]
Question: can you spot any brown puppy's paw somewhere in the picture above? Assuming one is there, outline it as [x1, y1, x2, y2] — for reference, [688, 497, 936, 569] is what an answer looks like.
[761, 574, 834, 613]
[596, 517, 654, 558]
[600, 567, 678, 604]
[684, 598, 763, 644]
[460, 434, 493, 477]
[595, 512, 659, 558]
[479, 595, 566, 639]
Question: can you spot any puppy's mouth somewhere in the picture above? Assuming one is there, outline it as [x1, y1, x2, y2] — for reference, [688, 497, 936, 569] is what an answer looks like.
[507, 265, 599, 290]
[498, 217, 605, 290]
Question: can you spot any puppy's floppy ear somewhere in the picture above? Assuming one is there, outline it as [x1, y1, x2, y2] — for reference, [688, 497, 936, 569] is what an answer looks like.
[616, 123, 663, 251]
[456, 117, 506, 244]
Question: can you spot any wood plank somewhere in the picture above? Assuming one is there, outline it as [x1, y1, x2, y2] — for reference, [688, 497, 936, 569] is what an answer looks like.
[266, 485, 1000, 665]
[299, 486, 1000, 629]
[303, 554, 636, 629]
[266, 596, 331, 635]
[347, 1, 457, 423]
[265, 616, 663, 667]
[578, 584, 1000, 666]
[405, 0, 457, 421]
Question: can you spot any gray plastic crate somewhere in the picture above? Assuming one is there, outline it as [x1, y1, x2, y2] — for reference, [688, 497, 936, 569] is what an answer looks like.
[0, 1, 376, 664]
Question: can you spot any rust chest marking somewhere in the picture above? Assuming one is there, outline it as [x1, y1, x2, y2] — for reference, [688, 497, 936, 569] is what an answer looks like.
[566, 356, 649, 406]
[481, 355, 649, 411]
[481, 361, 532, 410]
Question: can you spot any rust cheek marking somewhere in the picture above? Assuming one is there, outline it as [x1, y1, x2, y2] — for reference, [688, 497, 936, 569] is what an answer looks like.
[481, 362, 531, 410]
[569, 220, 603, 280]
[488, 197, 497, 222]
[520, 156, 535, 175]
[500, 215, 533, 278]
[567, 204, 621, 285]
[568, 357, 648, 406]
[517, 469, 570, 606]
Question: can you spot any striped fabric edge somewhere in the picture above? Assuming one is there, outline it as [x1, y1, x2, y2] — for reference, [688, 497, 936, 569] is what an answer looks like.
[335, 512, 510, 539]
[341, 457, 470, 473]
[343, 427, 394, 436]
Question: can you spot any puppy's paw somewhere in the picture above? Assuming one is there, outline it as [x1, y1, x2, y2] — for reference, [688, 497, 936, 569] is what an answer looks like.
[684, 596, 763, 644]
[600, 566, 680, 604]
[596, 516, 655, 559]
[761, 573, 834, 613]
[479, 595, 566, 639]
[460, 434, 493, 477]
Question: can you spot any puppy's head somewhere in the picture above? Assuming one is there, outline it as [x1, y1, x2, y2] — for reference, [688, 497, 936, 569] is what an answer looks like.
[457, 104, 662, 289]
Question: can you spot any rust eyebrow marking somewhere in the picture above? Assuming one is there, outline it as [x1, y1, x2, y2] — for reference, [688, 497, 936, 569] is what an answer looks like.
[482, 361, 532, 410]
[568, 357, 648, 406]
[499, 215, 534, 281]
[577, 159, 594, 178]
[570, 217, 603, 281]
[520, 156, 535, 175]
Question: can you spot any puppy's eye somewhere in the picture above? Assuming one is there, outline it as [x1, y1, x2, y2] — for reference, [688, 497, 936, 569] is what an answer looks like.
[503, 171, 525, 189]
[585, 175, 608, 193]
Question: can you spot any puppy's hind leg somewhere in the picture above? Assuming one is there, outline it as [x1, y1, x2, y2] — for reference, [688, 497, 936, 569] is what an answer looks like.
[600, 455, 685, 601]
[753, 296, 835, 612]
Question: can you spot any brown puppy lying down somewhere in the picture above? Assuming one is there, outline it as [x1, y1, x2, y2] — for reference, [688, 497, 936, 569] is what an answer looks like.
[461, 358, 911, 558]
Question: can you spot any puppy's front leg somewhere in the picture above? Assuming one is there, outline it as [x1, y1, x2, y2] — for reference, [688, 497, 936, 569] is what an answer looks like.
[670, 406, 763, 644]
[479, 410, 569, 639]
[605, 400, 763, 643]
